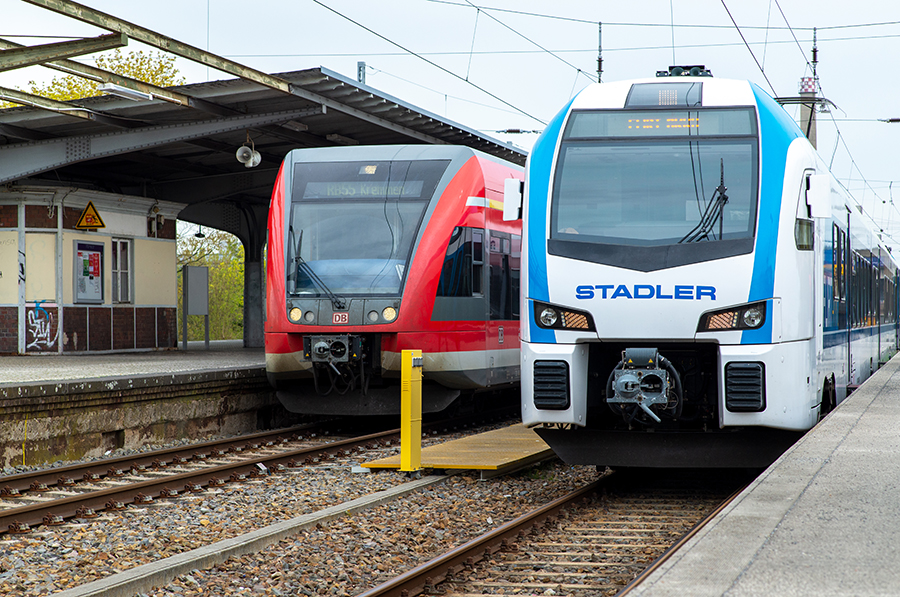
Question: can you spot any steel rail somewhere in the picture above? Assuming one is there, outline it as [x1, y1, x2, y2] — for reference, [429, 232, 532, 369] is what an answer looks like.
[356, 477, 609, 597]
[0, 422, 325, 495]
[614, 481, 750, 596]
[1, 407, 517, 535]
[0, 428, 396, 535]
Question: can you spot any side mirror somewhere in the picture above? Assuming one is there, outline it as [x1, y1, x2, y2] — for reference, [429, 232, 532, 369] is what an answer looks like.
[503, 178, 524, 221]
[807, 174, 831, 219]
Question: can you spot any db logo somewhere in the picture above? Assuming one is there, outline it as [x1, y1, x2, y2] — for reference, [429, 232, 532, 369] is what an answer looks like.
[332, 312, 349, 324]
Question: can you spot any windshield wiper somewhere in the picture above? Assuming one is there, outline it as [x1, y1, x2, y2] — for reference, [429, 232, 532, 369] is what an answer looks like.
[679, 158, 729, 244]
[289, 225, 346, 310]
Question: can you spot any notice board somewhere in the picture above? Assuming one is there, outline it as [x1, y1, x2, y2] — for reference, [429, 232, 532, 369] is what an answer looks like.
[75, 241, 103, 303]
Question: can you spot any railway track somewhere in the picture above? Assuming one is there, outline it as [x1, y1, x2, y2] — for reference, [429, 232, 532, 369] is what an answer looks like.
[360, 468, 753, 597]
[0, 410, 514, 536]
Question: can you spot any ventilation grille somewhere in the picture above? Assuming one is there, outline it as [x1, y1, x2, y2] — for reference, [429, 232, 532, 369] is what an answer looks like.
[725, 362, 766, 412]
[533, 361, 570, 410]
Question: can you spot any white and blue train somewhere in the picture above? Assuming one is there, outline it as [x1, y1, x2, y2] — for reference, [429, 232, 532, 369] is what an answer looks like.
[506, 66, 899, 467]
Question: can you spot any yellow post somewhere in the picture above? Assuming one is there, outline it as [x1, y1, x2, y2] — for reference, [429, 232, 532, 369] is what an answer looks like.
[400, 349, 423, 472]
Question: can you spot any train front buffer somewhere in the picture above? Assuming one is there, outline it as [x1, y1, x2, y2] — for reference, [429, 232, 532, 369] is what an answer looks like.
[521, 271, 819, 435]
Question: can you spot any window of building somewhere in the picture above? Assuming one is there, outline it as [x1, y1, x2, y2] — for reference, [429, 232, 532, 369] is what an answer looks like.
[111, 238, 132, 303]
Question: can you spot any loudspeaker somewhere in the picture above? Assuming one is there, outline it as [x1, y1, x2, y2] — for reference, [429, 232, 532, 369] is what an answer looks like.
[236, 145, 254, 164]
[245, 150, 261, 168]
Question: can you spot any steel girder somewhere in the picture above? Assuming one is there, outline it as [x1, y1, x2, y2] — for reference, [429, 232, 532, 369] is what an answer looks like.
[0, 33, 127, 72]
[0, 107, 323, 184]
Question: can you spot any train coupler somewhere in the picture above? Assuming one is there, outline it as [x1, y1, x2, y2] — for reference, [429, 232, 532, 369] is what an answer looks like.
[606, 348, 683, 425]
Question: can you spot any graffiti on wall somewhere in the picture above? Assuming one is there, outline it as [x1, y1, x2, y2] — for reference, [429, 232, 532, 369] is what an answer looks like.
[26, 301, 59, 351]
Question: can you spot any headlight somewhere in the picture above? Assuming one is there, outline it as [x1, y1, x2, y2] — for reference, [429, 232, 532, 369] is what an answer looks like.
[742, 306, 764, 328]
[540, 308, 558, 327]
[534, 301, 595, 331]
[367, 310, 379, 322]
[382, 307, 397, 322]
[698, 302, 766, 332]
[289, 307, 303, 322]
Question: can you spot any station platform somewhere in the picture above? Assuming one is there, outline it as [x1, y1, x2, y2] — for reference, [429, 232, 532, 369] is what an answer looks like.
[0, 341, 274, 470]
[363, 423, 554, 479]
[0, 340, 264, 389]
[632, 353, 900, 597]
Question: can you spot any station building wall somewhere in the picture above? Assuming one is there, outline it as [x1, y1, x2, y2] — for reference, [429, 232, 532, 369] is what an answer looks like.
[0, 188, 181, 354]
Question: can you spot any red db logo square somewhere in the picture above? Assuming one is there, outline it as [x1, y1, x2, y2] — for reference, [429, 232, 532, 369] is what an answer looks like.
[332, 312, 349, 324]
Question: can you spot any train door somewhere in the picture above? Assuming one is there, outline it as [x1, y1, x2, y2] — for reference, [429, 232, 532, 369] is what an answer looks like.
[435, 225, 489, 386]
[829, 220, 850, 402]
[486, 229, 520, 386]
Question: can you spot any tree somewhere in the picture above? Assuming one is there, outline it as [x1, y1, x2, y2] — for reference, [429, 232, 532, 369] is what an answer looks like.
[29, 48, 185, 100]
[0, 49, 184, 108]
[177, 226, 245, 342]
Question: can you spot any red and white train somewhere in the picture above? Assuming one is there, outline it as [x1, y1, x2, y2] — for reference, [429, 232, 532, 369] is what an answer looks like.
[265, 145, 524, 415]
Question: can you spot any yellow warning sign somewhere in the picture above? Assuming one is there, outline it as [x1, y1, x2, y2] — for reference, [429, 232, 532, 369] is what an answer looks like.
[75, 201, 105, 230]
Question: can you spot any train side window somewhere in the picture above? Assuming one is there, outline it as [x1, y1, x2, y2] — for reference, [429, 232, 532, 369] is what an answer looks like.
[486, 232, 521, 321]
[832, 225, 841, 302]
[472, 230, 483, 295]
[795, 176, 814, 250]
[489, 231, 512, 320]
[850, 253, 857, 328]
[511, 234, 521, 318]
[437, 227, 485, 298]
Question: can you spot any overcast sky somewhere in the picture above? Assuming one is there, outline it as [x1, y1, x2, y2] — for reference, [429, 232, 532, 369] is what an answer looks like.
[3, 0, 899, 247]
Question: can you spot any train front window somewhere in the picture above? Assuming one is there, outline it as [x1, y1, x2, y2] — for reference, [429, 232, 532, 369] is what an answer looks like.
[551, 108, 758, 248]
[287, 159, 449, 296]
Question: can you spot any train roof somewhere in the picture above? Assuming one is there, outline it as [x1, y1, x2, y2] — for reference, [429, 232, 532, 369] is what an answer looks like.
[282, 144, 524, 170]
[570, 75, 760, 111]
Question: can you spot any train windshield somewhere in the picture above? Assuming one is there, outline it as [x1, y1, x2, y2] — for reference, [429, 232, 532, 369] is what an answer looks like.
[287, 159, 449, 296]
[551, 108, 758, 247]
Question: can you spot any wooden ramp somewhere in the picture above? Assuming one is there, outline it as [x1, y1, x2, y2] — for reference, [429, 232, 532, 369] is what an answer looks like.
[363, 423, 554, 479]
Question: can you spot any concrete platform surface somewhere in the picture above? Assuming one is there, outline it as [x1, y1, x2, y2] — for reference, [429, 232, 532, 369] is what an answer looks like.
[632, 354, 900, 597]
[0, 340, 264, 386]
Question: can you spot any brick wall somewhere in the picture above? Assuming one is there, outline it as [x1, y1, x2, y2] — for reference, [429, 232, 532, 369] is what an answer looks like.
[2, 307, 180, 353]
[25, 205, 57, 229]
[0, 307, 16, 353]
[158, 307, 177, 348]
[146, 217, 176, 240]
[158, 218, 176, 240]
[63, 306, 88, 351]
[25, 305, 59, 353]
[88, 307, 111, 351]
[63, 207, 82, 230]
[136, 308, 157, 349]
[113, 307, 134, 350]
[0, 205, 16, 228]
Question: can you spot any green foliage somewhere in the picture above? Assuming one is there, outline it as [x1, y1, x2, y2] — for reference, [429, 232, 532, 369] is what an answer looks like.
[177, 226, 245, 342]
[1, 49, 185, 107]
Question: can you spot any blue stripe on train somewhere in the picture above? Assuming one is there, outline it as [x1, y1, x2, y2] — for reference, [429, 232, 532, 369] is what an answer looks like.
[742, 83, 804, 345]
[824, 325, 897, 349]
[527, 97, 575, 343]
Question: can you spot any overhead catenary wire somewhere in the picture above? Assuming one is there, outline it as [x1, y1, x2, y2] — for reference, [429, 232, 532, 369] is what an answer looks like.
[365, 65, 525, 116]
[460, 0, 594, 83]
[761, 0, 773, 70]
[719, 0, 778, 96]
[421, 1, 900, 31]
[310, 0, 547, 125]
[465, 7, 480, 81]
[669, 0, 676, 63]
[768, 0, 900, 247]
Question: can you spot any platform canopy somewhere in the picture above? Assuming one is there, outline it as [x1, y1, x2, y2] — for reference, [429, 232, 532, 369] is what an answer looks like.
[0, 0, 529, 349]
[0, 65, 526, 238]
